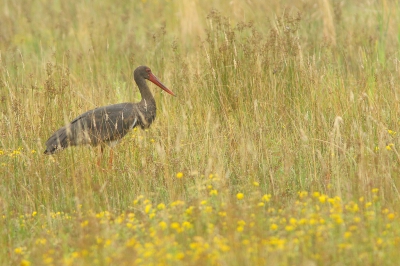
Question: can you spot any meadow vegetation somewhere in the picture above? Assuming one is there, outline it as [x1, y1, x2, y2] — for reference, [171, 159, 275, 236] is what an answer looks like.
[1, 0, 400, 265]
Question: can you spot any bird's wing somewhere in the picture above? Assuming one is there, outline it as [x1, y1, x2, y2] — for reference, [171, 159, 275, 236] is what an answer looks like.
[44, 103, 138, 154]
[69, 102, 138, 145]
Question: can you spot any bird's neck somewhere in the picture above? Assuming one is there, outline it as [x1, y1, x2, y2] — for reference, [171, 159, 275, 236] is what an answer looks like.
[134, 76, 157, 129]
[135, 76, 155, 104]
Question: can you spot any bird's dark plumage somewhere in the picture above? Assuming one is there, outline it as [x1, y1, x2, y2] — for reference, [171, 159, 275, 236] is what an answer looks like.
[44, 65, 174, 154]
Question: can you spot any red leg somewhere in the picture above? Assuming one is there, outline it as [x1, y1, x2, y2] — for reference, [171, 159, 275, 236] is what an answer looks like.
[97, 145, 104, 167]
[108, 148, 114, 168]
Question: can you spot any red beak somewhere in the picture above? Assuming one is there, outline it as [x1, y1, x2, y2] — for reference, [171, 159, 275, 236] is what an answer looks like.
[148, 73, 175, 96]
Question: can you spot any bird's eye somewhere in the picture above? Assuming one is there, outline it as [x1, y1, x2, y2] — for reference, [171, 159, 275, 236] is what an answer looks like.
[146, 68, 151, 73]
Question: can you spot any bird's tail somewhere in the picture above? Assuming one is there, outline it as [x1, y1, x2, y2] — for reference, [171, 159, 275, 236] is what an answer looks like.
[44, 126, 70, 155]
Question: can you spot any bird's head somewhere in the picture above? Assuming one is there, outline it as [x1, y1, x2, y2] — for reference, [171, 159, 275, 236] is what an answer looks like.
[135, 66, 175, 96]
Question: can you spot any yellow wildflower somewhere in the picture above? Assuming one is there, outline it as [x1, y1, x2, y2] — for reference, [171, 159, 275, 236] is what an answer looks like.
[171, 200, 185, 206]
[386, 143, 394, 151]
[96, 237, 103, 245]
[262, 194, 271, 202]
[205, 206, 213, 213]
[159, 221, 167, 230]
[242, 239, 250, 245]
[209, 189, 218, 196]
[330, 213, 343, 224]
[133, 195, 144, 205]
[338, 243, 352, 249]
[171, 222, 180, 229]
[14, 247, 23, 254]
[387, 213, 395, 220]
[35, 238, 47, 245]
[236, 193, 244, 200]
[20, 260, 31, 266]
[298, 191, 308, 199]
[344, 232, 352, 238]
[176, 172, 183, 178]
[285, 225, 295, 231]
[238, 220, 246, 226]
[349, 225, 358, 231]
[182, 221, 192, 229]
[185, 206, 194, 215]
[299, 218, 308, 225]
[176, 252, 185, 260]
[189, 242, 199, 249]
[237, 226, 244, 232]
[80, 220, 89, 227]
[268, 237, 286, 250]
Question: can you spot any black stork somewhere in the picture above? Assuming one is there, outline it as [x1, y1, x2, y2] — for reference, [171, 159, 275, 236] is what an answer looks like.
[44, 65, 175, 159]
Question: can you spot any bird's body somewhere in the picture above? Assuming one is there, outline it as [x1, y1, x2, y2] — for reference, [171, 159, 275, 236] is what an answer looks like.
[44, 66, 174, 155]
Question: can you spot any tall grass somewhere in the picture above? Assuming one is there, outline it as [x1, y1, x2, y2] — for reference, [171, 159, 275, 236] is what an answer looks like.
[1, 0, 400, 265]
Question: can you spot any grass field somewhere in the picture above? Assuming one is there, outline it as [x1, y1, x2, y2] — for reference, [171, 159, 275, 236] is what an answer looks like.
[1, 0, 400, 265]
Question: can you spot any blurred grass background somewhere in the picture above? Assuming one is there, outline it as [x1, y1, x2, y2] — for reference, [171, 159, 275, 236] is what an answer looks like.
[1, 0, 400, 265]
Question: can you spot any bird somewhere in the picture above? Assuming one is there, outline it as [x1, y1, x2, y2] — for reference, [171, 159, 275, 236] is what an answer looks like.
[43, 65, 175, 157]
